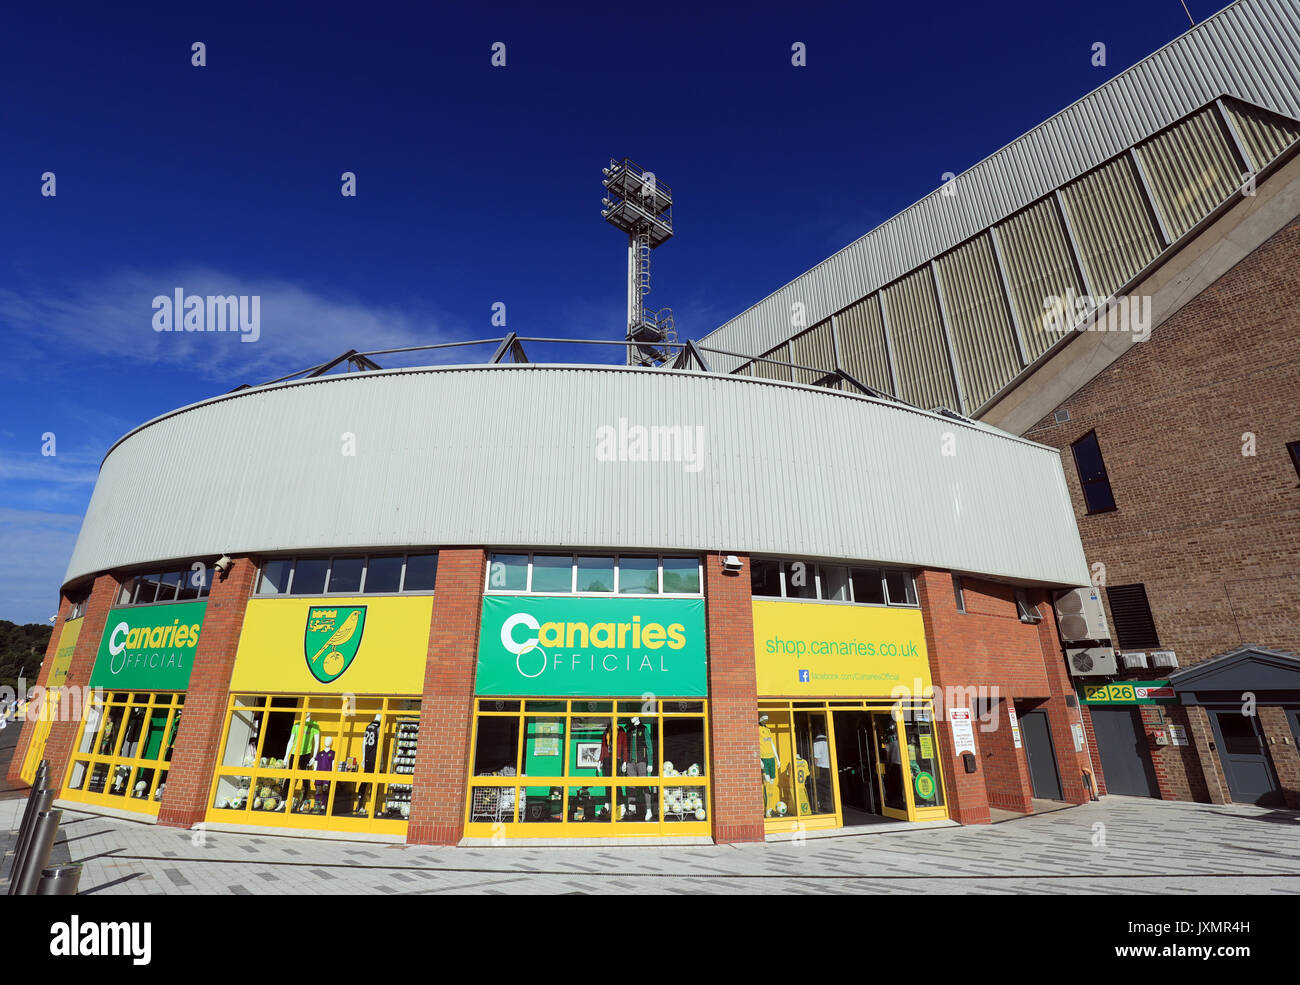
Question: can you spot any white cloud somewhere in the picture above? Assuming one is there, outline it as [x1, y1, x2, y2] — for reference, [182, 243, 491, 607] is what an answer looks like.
[0, 267, 458, 382]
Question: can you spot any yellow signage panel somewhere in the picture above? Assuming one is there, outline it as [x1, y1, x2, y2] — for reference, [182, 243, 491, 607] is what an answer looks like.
[232, 596, 432, 694]
[753, 600, 931, 697]
[47, 618, 82, 687]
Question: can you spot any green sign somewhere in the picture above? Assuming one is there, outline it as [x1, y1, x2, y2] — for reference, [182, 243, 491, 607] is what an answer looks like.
[1079, 680, 1175, 705]
[915, 771, 936, 802]
[90, 601, 207, 690]
[304, 605, 367, 684]
[476, 596, 707, 697]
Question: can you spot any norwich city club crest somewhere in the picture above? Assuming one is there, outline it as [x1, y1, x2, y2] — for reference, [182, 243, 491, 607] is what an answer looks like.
[304, 606, 367, 684]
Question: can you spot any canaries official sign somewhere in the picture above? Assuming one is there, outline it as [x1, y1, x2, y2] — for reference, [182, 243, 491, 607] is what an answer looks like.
[476, 596, 706, 697]
[90, 602, 207, 690]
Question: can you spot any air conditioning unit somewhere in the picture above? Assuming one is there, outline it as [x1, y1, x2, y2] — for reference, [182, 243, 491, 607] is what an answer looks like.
[1066, 646, 1118, 677]
[1054, 587, 1112, 643]
[1120, 651, 1149, 670]
[1150, 650, 1179, 669]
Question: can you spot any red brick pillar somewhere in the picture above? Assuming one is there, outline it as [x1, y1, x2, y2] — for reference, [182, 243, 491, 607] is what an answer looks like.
[1078, 704, 1108, 796]
[407, 549, 485, 846]
[1258, 706, 1300, 809]
[158, 557, 257, 828]
[40, 574, 123, 790]
[704, 554, 764, 844]
[1186, 705, 1231, 804]
[915, 570, 990, 824]
[6, 595, 71, 786]
[1032, 594, 1093, 805]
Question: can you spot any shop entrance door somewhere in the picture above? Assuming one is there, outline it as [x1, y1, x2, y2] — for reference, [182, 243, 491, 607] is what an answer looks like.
[832, 711, 877, 820]
[870, 712, 910, 820]
[831, 710, 908, 822]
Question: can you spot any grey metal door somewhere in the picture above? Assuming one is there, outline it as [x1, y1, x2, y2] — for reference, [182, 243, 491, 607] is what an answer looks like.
[1209, 709, 1281, 806]
[1019, 710, 1063, 801]
[1090, 707, 1159, 797]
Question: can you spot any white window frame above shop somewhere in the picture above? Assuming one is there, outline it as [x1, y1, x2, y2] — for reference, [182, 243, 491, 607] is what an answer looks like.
[253, 552, 440, 597]
[483, 552, 703, 598]
[750, 557, 919, 609]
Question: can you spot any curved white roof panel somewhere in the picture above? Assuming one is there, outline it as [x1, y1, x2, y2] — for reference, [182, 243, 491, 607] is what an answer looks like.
[65, 365, 1089, 588]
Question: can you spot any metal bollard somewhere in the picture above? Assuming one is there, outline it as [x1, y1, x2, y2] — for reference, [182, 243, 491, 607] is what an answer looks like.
[32, 760, 50, 792]
[36, 863, 81, 896]
[14, 809, 62, 897]
[8, 787, 56, 895]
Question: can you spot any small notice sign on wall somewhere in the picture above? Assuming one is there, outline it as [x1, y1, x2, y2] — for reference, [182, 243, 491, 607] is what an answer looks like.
[1169, 725, 1189, 747]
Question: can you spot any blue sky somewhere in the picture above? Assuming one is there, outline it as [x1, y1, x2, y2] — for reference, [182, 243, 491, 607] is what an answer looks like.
[0, 0, 1224, 623]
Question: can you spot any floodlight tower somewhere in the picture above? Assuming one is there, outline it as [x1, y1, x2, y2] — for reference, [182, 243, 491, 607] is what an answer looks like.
[601, 158, 675, 366]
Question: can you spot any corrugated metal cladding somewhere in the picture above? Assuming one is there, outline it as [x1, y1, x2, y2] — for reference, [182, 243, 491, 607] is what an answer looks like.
[789, 320, 835, 384]
[835, 295, 893, 394]
[882, 269, 958, 410]
[994, 198, 1085, 363]
[1137, 107, 1242, 240]
[750, 343, 791, 381]
[64, 367, 1090, 588]
[934, 234, 1023, 411]
[1060, 155, 1163, 299]
[703, 0, 1300, 372]
[1226, 97, 1300, 170]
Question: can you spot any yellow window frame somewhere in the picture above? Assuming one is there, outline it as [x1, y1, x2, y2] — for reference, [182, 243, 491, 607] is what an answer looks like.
[61, 690, 184, 817]
[465, 697, 711, 839]
[204, 693, 421, 835]
[758, 698, 949, 832]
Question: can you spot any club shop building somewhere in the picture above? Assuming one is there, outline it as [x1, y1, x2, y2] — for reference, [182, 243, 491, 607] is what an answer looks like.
[11, 364, 1100, 844]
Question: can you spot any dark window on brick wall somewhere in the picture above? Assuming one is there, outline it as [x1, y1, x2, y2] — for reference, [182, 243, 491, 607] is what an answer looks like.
[1107, 584, 1160, 649]
[1288, 440, 1300, 482]
[1071, 430, 1117, 514]
[953, 575, 966, 613]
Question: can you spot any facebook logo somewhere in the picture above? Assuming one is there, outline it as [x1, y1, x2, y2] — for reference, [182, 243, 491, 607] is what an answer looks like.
[798, 669, 810, 683]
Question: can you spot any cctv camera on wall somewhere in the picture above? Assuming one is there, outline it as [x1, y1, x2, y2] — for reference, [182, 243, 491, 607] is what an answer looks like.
[214, 555, 234, 578]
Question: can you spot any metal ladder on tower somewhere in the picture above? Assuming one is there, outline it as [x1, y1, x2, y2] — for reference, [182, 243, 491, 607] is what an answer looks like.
[637, 228, 652, 315]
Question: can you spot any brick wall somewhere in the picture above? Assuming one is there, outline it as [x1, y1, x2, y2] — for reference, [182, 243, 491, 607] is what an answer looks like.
[1185, 705, 1231, 804]
[6, 593, 71, 786]
[704, 554, 765, 843]
[407, 549, 485, 845]
[917, 570, 1092, 818]
[1078, 704, 1106, 796]
[1026, 216, 1300, 672]
[36, 574, 122, 790]
[157, 557, 257, 828]
[916, 570, 989, 824]
[1138, 704, 1211, 802]
[1258, 705, 1300, 809]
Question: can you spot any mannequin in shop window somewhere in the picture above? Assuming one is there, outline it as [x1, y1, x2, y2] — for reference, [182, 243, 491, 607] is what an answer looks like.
[308, 736, 335, 813]
[285, 713, 321, 769]
[121, 708, 146, 759]
[618, 717, 654, 821]
[758, 714, 781, 817]
[354, 714, 381, 816]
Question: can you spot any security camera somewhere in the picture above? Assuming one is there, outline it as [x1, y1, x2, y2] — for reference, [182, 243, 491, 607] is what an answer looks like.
[722, 554, 743, 573]
[47, 615, 57, 624]
[214, 555, 234, 577]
